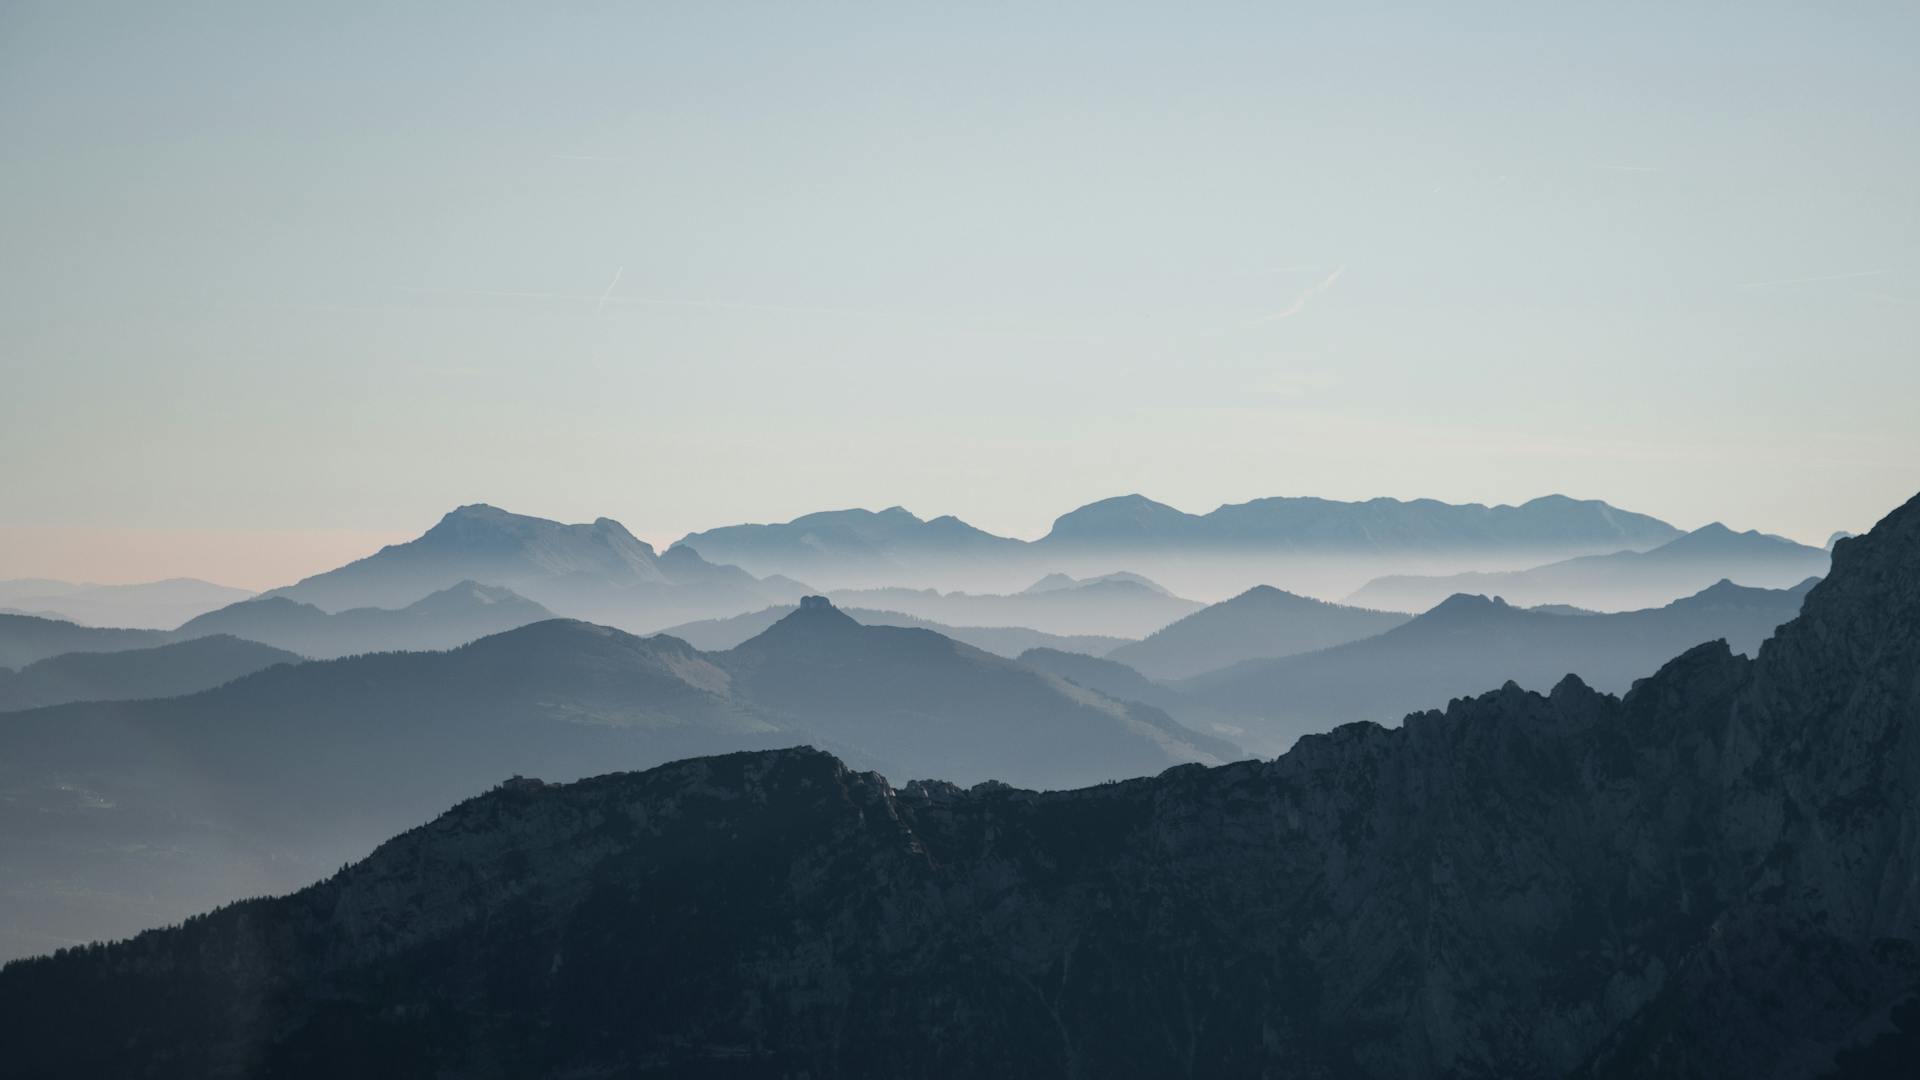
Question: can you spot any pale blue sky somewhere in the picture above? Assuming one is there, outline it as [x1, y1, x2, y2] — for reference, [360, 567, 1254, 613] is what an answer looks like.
[2, 2, 1915, 585]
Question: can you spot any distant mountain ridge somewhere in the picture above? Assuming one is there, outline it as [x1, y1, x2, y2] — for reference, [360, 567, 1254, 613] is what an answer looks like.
[180, 580, 554, 659]
[265, 504, 805, 631]
[1349, 522, 1830, 612]
[826, 577, 1203, 638]
[675, 506, 1024, 583]
[1036, 492, 1682, 552]
[672, 493, 1687, 595]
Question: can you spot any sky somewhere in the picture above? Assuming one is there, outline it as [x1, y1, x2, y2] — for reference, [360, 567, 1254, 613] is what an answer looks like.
[2, 2, 1916, 589]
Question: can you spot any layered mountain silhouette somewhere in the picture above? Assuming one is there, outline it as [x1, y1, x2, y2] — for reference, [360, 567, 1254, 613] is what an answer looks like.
[674, 494, 1686, 597]
[1188, 577, 1819, 753]
[0, 635, 300, 712]
[0, 600, 1229, 959]
[660, 603, 1130, 658]
[0, 578, 253, 631]
[0, 613, 171, 669]
[178, 580, 554, 659]
[719, 597, 1233, 789]
[1349, 522, 1831, 612]
[828, 576, 1202, 638]
[1105, 584, 1409, 680]
[9, 493, 1914, 1077]
[265, 505, 806, 631]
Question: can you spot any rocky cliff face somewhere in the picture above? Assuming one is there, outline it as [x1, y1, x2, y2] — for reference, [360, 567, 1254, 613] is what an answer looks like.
[4, 495, 1918, 1078]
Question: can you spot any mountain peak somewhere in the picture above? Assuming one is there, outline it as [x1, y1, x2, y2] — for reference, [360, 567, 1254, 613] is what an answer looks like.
[1423, 593, 1511, 619]
[750, 595, 861, 639]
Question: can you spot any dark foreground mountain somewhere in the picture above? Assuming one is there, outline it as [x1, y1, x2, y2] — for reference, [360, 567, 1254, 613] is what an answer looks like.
[660, 603, 1131, 658]
[178, 580, 555, 659]
[0, 601, 1226, 959]
[1188, 577, 1818, 753]
[7, 492, 1915, 1078]
[0, 635, 300, 711]
[1349, 522, 1831, 612]
[1105, 584, 1409, 680]
[265, 504, 805, 630]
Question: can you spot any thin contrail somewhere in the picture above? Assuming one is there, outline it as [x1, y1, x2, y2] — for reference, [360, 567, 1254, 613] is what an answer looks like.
[1244, 264, 1346, 326]
[1737, 268, 1894, 289]
[596, 267, 624, 312]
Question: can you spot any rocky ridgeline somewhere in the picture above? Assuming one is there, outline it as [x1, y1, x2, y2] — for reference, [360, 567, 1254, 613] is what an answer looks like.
[4, 497, 1919, 1077]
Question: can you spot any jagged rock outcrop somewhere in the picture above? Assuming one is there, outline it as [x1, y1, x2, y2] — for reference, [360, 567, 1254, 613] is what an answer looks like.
[3, 494, 1917, 1078]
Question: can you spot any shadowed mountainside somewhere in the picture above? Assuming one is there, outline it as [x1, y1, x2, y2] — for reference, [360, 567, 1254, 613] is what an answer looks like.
[0, 613, 172, 669]
[1105, 584, 1409, 680]
[0, 635, 301, 712]
[1187, 577, 1818, 753]
[6, 492, 1913, 1077]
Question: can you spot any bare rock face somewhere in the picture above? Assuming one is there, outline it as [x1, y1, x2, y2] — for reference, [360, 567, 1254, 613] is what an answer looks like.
[4, 497, 1919, 1078]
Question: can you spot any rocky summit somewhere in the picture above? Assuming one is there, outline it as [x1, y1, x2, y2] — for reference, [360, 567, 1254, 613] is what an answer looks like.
[4, 494, 1919, 1078]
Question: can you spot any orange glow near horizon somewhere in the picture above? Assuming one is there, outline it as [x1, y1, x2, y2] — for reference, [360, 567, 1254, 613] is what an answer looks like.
[0, 527, 415, 592]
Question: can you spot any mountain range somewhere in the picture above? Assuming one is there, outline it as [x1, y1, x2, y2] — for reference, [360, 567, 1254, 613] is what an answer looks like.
[265, 504, 807, 631]
[8, 491, 1913, 1077]
[0, 599, 1230, 959]
[1187, 577, 1819, 753]
[1348, 522, 1831, 612]
[674, 494, 1687, 594]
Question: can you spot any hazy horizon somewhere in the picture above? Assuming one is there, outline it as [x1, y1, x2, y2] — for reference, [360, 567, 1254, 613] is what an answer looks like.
[4, 3, 1915, 587]
[0, 487, 1859, 593]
